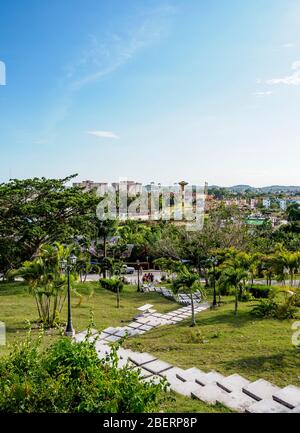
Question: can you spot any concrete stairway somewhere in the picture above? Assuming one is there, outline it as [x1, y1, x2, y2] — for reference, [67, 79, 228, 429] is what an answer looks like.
[74, 330, 300, 413]
[74, 299, 300, 413]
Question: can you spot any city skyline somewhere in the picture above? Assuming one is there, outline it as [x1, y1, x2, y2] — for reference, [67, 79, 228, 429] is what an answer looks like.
[1, 0, 300, 186]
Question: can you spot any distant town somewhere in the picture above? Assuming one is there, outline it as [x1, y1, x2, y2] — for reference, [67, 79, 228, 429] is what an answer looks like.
[73, 179, 300, 228]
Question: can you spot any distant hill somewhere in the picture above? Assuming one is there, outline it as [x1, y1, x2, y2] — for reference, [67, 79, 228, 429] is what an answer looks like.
[209, 185, 300, 194]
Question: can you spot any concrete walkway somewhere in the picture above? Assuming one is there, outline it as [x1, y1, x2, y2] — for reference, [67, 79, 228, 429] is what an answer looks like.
[74, 302, 300, 413]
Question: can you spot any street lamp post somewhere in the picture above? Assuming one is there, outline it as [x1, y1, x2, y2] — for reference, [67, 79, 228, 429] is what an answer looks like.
[210, 257, 218, 308]
[61, 253, 77, 337]
[136, 259, 141, 292]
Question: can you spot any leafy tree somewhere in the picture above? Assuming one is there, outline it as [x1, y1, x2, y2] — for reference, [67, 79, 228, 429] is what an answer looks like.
[0, 332, 168, 413]
[0, 175, 98, 276]
[11, 243, 76, 327]
[172, 268, 204, 326]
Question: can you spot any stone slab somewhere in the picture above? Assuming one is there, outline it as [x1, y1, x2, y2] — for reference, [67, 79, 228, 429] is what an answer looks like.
[243, 379, 281, 401]
[191, 383, 229, 404]
[176, 367, 206, 383]
[291, 405, 300, 413]
[135, 317, 151, 324]
[217, 391, 256, 412]
[273, 385, 300, 409]
[129, 352, 157, 366]
[132, 366, 154, 379]
[143, 359, 174, 375]
[138, 324, 154, 331]
[104, 335, 121, 342]
[217, 374, 250, 393]
[102, 327, 119, 335]
[196, 372, 225, 386]
[127, 322, 144, 329]
[246, 399, 291, 413]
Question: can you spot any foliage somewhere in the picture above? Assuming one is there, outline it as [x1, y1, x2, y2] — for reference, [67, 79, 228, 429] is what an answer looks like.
[248, 284, 276, 299]
[172, 268, 205, 326]
[99, 277, 124, 308]
[11, 243, 76, 327]
[251, 297, 299, 320]
[99, 277, 124, 294]
[0, 332, 168, 413]
[0, 175, 98, 275]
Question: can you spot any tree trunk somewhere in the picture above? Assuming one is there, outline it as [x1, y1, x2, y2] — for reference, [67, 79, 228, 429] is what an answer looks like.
[103, 235, 107, 278]
[190, 292, 196, 327]
[234, 286, 238, 316]
[117, 288, 120, 308]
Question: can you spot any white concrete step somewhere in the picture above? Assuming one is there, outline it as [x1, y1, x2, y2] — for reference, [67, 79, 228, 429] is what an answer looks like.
[128, 352, 157, 366]
[217, 390, 256, 412]
[246, 399, 291, 413]
[191, 383, 229, 405]
[142, 359, 174, 375]
[177, 368, 225, 387]
[202, 371, 226, 385]
[169, 378, 203, 397]
[273, 385, 300, 409]
[217, 374, 250, 393]
[243, 379, 281, 401]
[160, 366, 187, 381]
[176, 367, 206, 383]
[132, 366, 154, 379]
[291, 404, 300, 413]
[142, 375, 163, 385]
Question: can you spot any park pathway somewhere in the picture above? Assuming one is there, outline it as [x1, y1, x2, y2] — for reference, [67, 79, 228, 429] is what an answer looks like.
[74, 301, 300, 413]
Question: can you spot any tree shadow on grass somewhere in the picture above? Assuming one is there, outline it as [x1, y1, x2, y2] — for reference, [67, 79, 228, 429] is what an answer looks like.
[220, 352, 300, 376]
[0, 282, 27, 296]
[194, 308, 256, 328]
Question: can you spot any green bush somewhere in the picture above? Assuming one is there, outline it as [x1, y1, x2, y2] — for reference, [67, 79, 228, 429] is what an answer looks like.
[251, 299, 279, 318]
[248, 285, 275, 299]
[0, 332, 168, 413]
[99, 277, 124, 293]
[251, 298, 298, 320]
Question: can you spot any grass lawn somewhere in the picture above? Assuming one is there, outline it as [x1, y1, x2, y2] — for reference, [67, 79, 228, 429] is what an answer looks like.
[125, 297, 300, 389]
[0, 281, 298, 412]
[0, 280, 232, 413]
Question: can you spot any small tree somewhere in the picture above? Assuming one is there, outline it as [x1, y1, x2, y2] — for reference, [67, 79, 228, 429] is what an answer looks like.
[99, 277, 124, 308]
[219, 267, 248, 316]
[12, 243, 77, 327]
[172, 268, 204, 326]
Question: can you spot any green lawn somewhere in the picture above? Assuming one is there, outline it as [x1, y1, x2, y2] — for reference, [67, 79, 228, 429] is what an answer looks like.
[0, 281, 298, 412]
[125, 298, 300, 388]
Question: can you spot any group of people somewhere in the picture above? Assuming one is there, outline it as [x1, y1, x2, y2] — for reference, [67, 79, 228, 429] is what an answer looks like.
[142, 272, 155, 283]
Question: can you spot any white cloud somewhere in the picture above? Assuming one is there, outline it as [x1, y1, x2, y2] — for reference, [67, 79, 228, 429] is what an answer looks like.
[266, 61, 300, 86]
[282, 43, 300, 48]
[292, 61, 300, 70]
[69, 4, 177, 90]
[86, 130, 119, 139]
[253, 91, 273, 97]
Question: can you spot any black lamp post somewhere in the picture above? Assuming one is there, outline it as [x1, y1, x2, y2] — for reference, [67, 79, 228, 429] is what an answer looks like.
[61, 253, 77, 337]
[210, 257, 218, 308]
[136, 259, 141, 292]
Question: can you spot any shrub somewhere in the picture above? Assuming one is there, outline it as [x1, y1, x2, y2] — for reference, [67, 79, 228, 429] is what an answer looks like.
[250, 298, 299, 320]
[239, 291, 254, 302]
[0, 332, 168, 413]
[248, 284, 275, 299]
[250, 299, 279, 318]
[99, 277, 124, 293]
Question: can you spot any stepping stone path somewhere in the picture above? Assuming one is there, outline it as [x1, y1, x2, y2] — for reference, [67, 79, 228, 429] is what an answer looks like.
[142, 284, 202, 305]
[74, 301, 299, 413]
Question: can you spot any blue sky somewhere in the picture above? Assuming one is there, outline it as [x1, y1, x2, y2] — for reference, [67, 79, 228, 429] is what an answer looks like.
[1, 0, 300, 186]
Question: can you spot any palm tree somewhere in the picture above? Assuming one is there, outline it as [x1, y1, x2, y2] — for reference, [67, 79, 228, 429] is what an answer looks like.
[94, 220, 118, 278]
[12, 243, 74, 326]
[219, 267, 248, 316]
[172, 268, 204, 326]
[218, 250, 250, 315]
